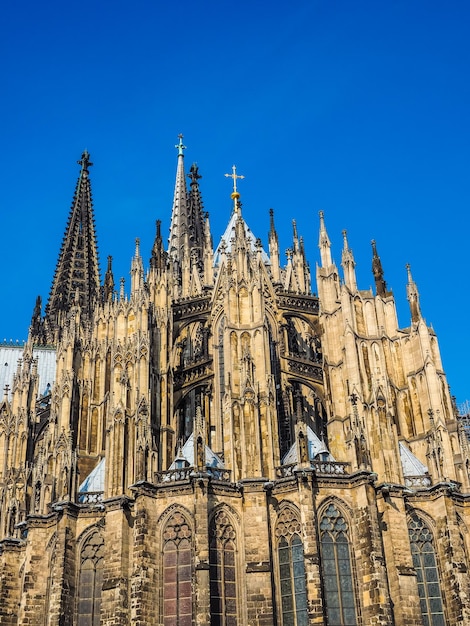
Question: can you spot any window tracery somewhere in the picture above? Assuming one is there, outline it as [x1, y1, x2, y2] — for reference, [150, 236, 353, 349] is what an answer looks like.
[275, 507, 308, 626]
[162, 511, 193, 626]
[209, 508, 238, 625]
[408, 513, 445, 625]
[77, 530, 104, 626]
[319, 503, 358, 626]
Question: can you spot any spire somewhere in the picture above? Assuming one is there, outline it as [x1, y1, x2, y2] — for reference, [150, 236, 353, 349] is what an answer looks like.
[269, 208, 278, 245]
[318, 211, 332, 267]
[43, 150, 101, 342]
[187, 163, 206, 275]
[268, 209, 281, 283]
[131, 238, 144, 294]
[290, 220, 309, 293]
[168, 134, 188, 262]
[30, 295, 44, 343]
[150, 219, 166, 272]
[224, 165, 245, 214]
[371, 240, 387, 297]
[406, 263, 422, 323]
[104, 256, 115, 302]
[341, 230, 357, 291]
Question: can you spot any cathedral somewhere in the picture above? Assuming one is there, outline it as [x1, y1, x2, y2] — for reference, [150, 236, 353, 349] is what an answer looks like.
[0, 137, 469, 626]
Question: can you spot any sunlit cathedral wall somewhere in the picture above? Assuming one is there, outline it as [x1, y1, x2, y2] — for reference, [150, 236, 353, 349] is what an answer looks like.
[0, 140, 469, 626]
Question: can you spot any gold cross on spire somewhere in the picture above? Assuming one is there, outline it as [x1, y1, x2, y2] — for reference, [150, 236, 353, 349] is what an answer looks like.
[225, 165, 245, 212]
[175, 134, 186, 156]
[225, 165, 245, 195]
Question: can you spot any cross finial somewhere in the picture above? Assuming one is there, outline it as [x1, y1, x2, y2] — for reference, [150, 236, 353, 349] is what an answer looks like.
[175, 134, 186, 156]
[225, 165, 244, 195]
[78, 150, 93, 172]
[225, 165, 245, 212]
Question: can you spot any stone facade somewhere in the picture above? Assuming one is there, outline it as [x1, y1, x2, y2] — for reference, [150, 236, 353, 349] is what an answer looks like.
[0, 141, 469, 625]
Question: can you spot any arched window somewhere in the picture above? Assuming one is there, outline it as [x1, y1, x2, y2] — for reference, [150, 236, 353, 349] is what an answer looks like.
[162, 511, 193, 626]
[77, 530, 104, 626]
[319, 503, 358, 626]
[408, 513, 445, 625]
[209, 509, 238, 625]
[275, 507, 308, 626]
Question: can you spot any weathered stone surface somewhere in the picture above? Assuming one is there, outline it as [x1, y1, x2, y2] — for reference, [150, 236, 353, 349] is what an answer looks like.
[0, 147, 469, 625]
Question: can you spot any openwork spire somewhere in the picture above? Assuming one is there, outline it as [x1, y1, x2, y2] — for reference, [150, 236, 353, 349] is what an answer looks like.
[42, 151, 101, 342]
[187, 163, 206, 261]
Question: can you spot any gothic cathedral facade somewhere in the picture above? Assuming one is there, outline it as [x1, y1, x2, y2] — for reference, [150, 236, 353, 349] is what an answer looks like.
[1, 139, 469, 625]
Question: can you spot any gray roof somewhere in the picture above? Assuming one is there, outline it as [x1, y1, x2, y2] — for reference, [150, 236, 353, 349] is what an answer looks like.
[79, 457, 106, 494]
[214, 211, 270, 267]
[399, 441, 429, 476]
[168, 433, 225, 470]
[0, 344, 56, 401]
[282, 426, 332, 465]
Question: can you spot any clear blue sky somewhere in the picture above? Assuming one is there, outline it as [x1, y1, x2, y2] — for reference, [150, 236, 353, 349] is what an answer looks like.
[2, 1, 469, 406]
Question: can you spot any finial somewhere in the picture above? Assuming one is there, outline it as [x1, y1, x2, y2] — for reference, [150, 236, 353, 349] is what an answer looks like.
[342, 230, 348, 247]
[269, 208, 277, 235]
[371, 239, 387, 297]
[135, 237, 141, 258]
[225, 165, 245, 212]
[175, 134, 186, 157]
[107, 255, 113, 271]
[405, 263, 412, 281]
[188, 162, 201, 184]
[406, 263, 421, 323]
[77, 150, 93, 173]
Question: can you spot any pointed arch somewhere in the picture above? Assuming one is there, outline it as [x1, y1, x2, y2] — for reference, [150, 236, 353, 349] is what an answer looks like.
[160, 508, 193, 626]
[76, 528, 104, 626]
[318, 500, 358, 626]
[274, 503, 308, 626]
[209, 506, 240, 625]
[407, 510, 445, 625]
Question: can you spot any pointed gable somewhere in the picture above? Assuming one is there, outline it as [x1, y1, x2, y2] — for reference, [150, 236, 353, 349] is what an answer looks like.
[214, 211, 270, 267]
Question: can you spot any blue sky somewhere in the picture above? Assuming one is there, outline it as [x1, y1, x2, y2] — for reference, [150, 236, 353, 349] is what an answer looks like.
[2, 1, 469, 406]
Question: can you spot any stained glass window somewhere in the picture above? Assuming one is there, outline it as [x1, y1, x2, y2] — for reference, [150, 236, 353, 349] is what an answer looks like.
[162, 511, 193, 626]
[408, 513, 445, 626]
[209, 509, 238, 625]
[276, 507, 308, 626]
[77, 530, 104, 626]
[319, 503, 357, 626]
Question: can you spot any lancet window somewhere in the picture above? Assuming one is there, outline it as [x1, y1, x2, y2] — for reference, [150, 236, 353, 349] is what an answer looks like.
[209, 509, 238, 625]
[77, 530, 104, 626]
[407, 512, 445, 626]
[275, 507, 308, 626]
[162, 511, 193, 626]
[319, 503, 358, 626]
